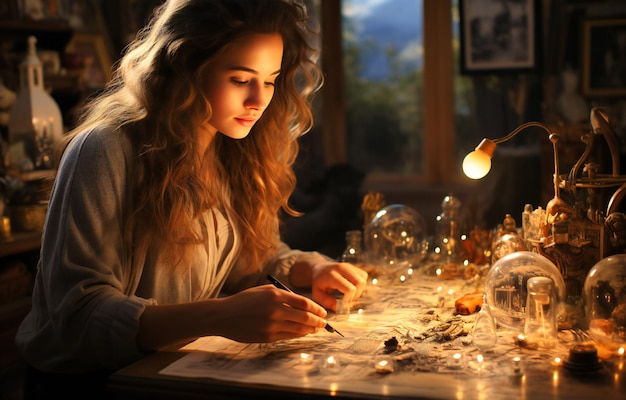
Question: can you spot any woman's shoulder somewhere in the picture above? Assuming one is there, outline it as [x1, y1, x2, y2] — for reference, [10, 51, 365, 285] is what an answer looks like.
[67, 126, 131, 154]
[58, 127, 134, 184]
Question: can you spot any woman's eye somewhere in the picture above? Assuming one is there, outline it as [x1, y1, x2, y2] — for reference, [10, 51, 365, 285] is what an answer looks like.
[265, 82, 276, 87]
[231, 78, 248, 85]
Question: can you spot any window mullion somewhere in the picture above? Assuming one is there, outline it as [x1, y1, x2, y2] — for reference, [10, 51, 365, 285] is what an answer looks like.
[423, 0, 456, 183]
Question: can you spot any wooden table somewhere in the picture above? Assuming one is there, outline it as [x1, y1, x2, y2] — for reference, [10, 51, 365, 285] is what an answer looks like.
[108, 272, 626, 399]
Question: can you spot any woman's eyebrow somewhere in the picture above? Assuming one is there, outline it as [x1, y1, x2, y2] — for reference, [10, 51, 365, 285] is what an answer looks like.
[228, 66, 281, 76]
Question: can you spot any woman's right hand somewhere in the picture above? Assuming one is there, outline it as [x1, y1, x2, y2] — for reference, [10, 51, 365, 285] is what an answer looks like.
[214, 284, 328, 342]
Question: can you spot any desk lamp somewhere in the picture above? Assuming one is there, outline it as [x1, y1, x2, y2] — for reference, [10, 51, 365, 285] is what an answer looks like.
[462, 121, 571, 230]
[463, 108, 626, 220]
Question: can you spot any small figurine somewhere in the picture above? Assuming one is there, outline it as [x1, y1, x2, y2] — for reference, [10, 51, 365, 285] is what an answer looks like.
[361, 191, 385, 229]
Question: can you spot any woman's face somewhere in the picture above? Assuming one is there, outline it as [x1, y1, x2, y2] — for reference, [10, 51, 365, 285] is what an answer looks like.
[203, 33, 284, 140]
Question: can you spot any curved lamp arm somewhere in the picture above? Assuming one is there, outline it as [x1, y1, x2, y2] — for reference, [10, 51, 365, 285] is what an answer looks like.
[462, 122, 556, 179]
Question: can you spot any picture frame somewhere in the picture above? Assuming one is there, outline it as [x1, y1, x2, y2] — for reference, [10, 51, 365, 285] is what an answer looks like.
[65, 32, 113, 89]
[0, 0, 20, 20]
[459, 0, 540, 74]
[581, 17, 626, 97]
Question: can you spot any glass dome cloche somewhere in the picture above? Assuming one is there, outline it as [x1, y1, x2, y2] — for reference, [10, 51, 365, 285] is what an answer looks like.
[583, 254, 626, 352]
[485, 251, 566, 332]
[364, 204, 428, 278]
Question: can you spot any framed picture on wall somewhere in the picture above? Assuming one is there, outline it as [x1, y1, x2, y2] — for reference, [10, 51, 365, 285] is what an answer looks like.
[582, 17, 626, 97]
[459, 0, 540, 74]
[65, 32, 113, 89]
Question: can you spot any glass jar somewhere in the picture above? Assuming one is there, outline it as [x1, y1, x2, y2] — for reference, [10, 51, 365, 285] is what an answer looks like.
[583, 254, 626, 352]
[523, 276, 558, 348]
[435, 195, 462, 262]
[364, 204, 428, 278]
[472, 293, 498, 351]
[485, 251, 566, 332]
[341, 230, 364, 266]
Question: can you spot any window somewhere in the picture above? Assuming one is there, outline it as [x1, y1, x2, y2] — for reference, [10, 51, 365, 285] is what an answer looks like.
[342, 0, 425, 176]
[316, 0, 461, 186]
[310, 0, 546, 231]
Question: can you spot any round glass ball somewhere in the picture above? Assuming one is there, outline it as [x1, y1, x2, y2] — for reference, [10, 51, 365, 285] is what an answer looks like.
[583, 254, 626, 351]
[364, 204, 428, 277]
[492, 233, 528, 264]
[485, 251, 566, 332]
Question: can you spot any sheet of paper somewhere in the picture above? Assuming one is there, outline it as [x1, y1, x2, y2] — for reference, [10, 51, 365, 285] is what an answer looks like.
[158, 273, 580, 398]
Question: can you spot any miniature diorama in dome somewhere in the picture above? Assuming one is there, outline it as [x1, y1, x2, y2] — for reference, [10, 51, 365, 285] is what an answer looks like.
[583, 254, 626, 358]
[484, 251, 566, 333]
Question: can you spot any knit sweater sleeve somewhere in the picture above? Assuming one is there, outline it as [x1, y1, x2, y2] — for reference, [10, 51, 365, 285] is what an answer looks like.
[224, 240, 333, 292]
[16, 128, 155, 373]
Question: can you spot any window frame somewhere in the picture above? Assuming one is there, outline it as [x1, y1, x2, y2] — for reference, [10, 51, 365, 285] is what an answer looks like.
[319, 0, 462, 187]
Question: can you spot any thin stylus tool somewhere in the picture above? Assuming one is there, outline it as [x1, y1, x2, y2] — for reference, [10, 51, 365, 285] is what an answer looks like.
[267, 274, 344, 337]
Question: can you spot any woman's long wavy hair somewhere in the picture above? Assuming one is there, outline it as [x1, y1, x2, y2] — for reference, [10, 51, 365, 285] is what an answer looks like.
[62, 0, 322, 270]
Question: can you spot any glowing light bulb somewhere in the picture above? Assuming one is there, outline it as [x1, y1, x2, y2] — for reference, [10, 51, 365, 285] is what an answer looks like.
[462, 149, 492, 179]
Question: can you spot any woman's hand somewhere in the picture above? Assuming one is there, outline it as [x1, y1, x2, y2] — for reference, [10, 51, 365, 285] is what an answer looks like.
[309, 261, 368, 311]
[216, 284, 328, 343]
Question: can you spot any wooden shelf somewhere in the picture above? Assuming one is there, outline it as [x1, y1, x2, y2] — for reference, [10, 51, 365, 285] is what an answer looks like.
[0, 232, 41, 258]
[0, 19, 72, 53]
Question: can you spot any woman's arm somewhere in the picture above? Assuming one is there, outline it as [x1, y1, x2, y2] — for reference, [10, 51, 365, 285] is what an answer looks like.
[136, 284, 329, 351]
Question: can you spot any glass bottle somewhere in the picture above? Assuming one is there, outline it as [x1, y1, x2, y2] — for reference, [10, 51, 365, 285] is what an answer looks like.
[472, 293, 498, 351]
[435, 195, 462, 262]
[521, 204, 532, 240]
[341, 230, 364, 266]
[524, 276, 557, 349]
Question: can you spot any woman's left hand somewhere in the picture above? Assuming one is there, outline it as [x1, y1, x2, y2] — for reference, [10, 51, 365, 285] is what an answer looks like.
[309, 261, 368, 311]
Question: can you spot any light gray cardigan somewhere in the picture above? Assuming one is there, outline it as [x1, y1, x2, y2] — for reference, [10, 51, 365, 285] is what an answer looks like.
[16, 128, 328, 373]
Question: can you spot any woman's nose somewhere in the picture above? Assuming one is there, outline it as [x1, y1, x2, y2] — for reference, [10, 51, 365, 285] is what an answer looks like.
[245, 85, 269, 110]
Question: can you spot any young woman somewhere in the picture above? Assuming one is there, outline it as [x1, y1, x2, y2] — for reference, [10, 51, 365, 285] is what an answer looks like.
[15, 0, 367, 384]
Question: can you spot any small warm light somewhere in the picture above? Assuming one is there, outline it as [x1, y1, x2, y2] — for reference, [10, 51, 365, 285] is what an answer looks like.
[329, 383, 338, 396]
[552, 357, 562, 367]
[358, 308, 364, 315]
[447, 288, 454, 296]
[513, 356, 521, 373]
[618, 346, 625, 356]
[461, 234, 467, 240]
[463, 259, 469, 266]
[448, 352, 465, 369]
[407, 268, 413, 276]
[375, 356, 394, 374]
[371, 278, 378, 286]
[553, 370, 559, 386]
[434, 247, 441, 254]
[322, 354, 339, 372]
[399, 275, 406, 283]
[436, 268, 442, 276]
[477, 354, 484, 363]
[462, 149, 492, 179]
[300, 352, 313, 365]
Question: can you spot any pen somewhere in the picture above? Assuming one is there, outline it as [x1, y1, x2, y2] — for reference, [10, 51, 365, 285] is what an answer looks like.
[266, 274, 344, 337]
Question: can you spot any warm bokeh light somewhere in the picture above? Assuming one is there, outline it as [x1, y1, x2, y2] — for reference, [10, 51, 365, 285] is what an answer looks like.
[462, 149, 492, 179]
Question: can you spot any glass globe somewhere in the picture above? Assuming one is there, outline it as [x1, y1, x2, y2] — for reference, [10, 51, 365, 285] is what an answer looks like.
[364, 204, 428, 278]
[583, 254, 626, 351]
[485, 251, 565, 332]
[492, 233, 528, 264]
